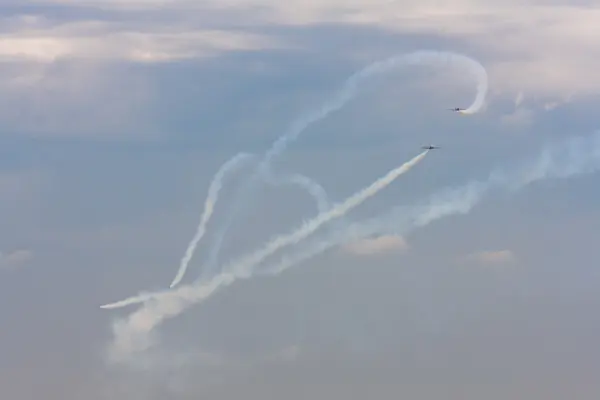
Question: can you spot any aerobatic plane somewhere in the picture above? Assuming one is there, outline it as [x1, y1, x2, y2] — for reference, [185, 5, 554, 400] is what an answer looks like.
[448, 107, 465, 113]
[421, 145, 440, 150]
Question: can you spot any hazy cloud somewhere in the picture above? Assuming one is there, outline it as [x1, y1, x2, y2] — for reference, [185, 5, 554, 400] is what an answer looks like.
[463, 249, 516, 265]
[340, 234, 409, 256]
[0, 249, 33, 270]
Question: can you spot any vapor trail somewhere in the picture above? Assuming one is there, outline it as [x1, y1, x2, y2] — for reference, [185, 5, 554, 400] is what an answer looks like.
[264, 51, 486, 164]
[102, 151, 428, 359]
[104, 130, 600, 362]
[108, 168, 335, 307]
[169, 153, 254, 288]
[100, 291, 158, 310]
[222, 150, 427, 276]
[168, 150, 334, 286]
[254, 130, 600, 279]
[103, 150, 427, 309]
[204, 50, 488, 277]
[255, 183, 487, 278]
[198, 169, 334, 281]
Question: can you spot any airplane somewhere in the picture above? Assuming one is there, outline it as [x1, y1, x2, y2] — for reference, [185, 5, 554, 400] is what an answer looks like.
[421, 145, 440, 150]
[448, 107, 466, 113]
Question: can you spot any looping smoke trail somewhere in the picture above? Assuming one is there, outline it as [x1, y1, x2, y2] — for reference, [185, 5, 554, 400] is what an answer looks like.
[203, 50, 488, 278]
[104, 130, 600, 362]
[102, 151, 427, 310]
[266, 172, 331, 214]
[198, 169, 334, 281]
[102, 151, 429, 360]
[169, 153, 254, 289]
[108, 169, 336, 307]
[103, 50, 488, 361]
[168, 152, 334, 286]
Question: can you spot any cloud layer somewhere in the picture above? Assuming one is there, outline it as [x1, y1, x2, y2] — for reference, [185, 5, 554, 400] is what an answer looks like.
[0, 0, 597, 138]
[24, 0, 600, 97]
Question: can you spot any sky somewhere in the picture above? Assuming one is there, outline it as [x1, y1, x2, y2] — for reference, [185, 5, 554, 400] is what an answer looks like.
[1, 0, 600, 398]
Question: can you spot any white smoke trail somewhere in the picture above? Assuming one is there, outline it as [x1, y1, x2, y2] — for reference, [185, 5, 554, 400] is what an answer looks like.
[102, 151, 429, 360]
[203, 50, 488, 278]
[197, 169, 335, 281]
[102, 150, 427, 309]
[104, 130, 600, 362]
[169, 153, 254, 289]
[254, 182, 489, 278]
[168, 150, 335, 286]
[252, 130, 600, 279]
[100, 291, 159, 310]
[105, 170, 336, 308]
[263, 51, 487, 163]
[221, 150, 427, 276]
[269, 172, 331, 214]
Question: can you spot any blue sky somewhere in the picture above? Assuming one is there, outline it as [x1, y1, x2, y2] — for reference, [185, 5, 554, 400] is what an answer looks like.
[1, 1, 600, 398]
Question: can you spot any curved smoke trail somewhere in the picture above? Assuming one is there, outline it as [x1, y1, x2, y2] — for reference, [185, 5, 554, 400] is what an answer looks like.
[103, 150, 427, 310]
[103, 130, 600, 362]
[202, 50, 488, 279]
[102, 150, 429, 360]
[103, 49, 488, 359]
[197, 169, 335, 281]
[169, 153, 254, 288]
[169, 153, 334, 287]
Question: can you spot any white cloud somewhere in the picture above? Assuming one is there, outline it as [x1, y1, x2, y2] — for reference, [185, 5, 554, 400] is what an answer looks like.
[0, 24, 279, 63]
[4, 0, 598, 136]
[0, 60, 159, 138]
[337, 2, 600, 100]
[463, 249, 516, 265]
[0, 15, 281, 137]
[106, 1, 600, 99]
[0, 249, 33, 270]
[340, 234, 408, 256]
